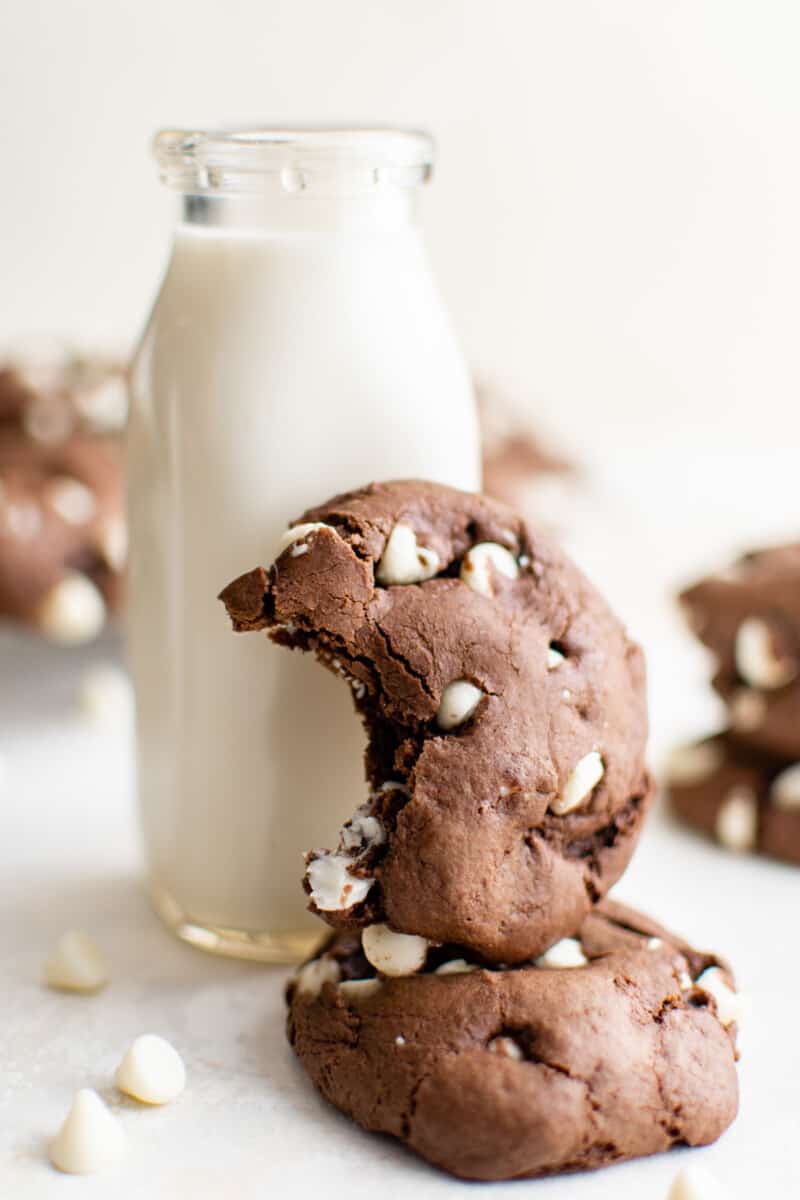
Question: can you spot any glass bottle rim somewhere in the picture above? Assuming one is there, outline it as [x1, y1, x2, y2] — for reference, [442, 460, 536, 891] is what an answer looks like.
[154, 126, 435, 195]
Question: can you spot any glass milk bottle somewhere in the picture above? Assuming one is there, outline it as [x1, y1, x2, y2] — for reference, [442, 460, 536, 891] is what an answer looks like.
[128, 128, 480, 961]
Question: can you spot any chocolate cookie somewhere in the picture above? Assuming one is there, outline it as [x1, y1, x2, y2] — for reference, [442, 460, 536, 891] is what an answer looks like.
[286, 900, 740, 1182]
[0, 352, 127, 641]
[665, 732, 800, 865]
[681, 544, 800, 759]
[220, 480, 652, 963]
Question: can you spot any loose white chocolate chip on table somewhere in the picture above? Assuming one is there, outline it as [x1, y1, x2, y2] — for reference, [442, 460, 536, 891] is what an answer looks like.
[339, 977, 382, 1000]
[78, 665, 134, 726]
[695, 967, 749, 1028]
[46, 476, 97, 525]
[535, 938, 588, 969]
[294, 956, 341, 999]
[729, 686, 766, 733]
[44, 930, 109, 993]
[436, 680, 483, 731]
[666, 1165, 729, 1200]
[770, 762, 800, 810]
[664, 741, 724, 787]
[734, 616, 797, 689]
[362, 924, 429, 976]
[275, 522, 332, 558]
[550, 751, 605, 815]
[488, 1036, 524, 1061]
[306, 853, 373, 911]
[433, 959, 477, 976]
[116, 1034, 186, 1105]
[459, 542, 519, 598]
[715, 787, 758, 853]
[37, 572, 106, 644]
[49, 1089, 126, 1175]
[546, 646, 565, 669]
[376, 523, 440, 585]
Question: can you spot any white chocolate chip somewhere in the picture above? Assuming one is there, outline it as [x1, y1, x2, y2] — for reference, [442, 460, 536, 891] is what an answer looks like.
[459, 542, 519, 597]
[46, 476, 97, 525]
[488, 1036, 524, 1061]
[276, 522, 332, 558]
[37, 573, 106, 644]
[547, 646, 565, 669]
[433, 959, 477, 976]
[678, 970, 693, 990]
[734, 617, 797, 689]
[715, 786, 758, 853]
[665, 741, 724, 787]
[44, 930, 109, 993]
[78, 665, 134, 726]
[436, 680, 483, 731]
[696, 966, 749, 1029]
[306, 853, 373, 911]
[647, 937, 663, 951]
[550, 751, 605, 815]
[729, 686, 767, 733]
[395, 1035, 406, 1046]
[5, 500, 42, 540]
[294, 956, 341, 999]
[339, 977, 382, 1000]
[376, 523, 440, 585]
[49, 1089, 126, 1175]
[535, 938, 588, 969]
[770, 762, 800, 810]
[116, 1034, 186, 1105]
[24, 395, 74, 444]
[339, 806, 386, 852]
[666, 1165, 729, 1200]
[96, 515, 128, 571]
[75, 375, 128, 432]
[362, 924, 429, 977]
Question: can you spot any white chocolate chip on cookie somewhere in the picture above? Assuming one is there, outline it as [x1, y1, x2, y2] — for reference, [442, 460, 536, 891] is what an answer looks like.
[376, 523, 440, 585]
[362, 924, 429, 976]
[436, 680, 483, 730]
[339, 977, 382, 1000]
[664, 741, 724, 787]
[460, 542, 519, 597]
[550, 751, 604, 815]
[276, 522, 332, 558]
[294, 956, 341, 999]
[770, 762, 800, 810]
[307, 853, 373, 911]
[715, 786, 757, 853]
[46, 476, 97, 525]
[37, 573, 106, 644]
[729, 686, 767, 733]
[734, 617, 797, 690]
[535, 937, 588, 969]
[695, 966, 749, 1029]
[434, 959, 477, 976]
[547, 646, 565, 669]
[488, 1036, 524, 1061]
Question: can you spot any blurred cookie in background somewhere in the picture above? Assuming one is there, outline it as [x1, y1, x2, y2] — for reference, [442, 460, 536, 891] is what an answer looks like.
[665, 733, 800, 866]
[680, 543, 800, 760]
[0, 342, 127, 643]
[477, 376, 578, 530]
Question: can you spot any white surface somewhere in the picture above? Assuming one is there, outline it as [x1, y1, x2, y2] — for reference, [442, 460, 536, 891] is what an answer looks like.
[1, 0, 800, 457]
[1, 449, 799, 1197]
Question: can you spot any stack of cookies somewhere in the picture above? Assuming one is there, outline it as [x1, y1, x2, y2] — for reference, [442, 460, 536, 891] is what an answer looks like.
[221, 480, 741, 1182]
[667, 545, 800, 866]
[0, 347, 127, 643]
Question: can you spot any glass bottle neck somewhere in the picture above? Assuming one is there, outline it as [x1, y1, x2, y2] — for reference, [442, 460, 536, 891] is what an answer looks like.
[177, 186, 419, 234]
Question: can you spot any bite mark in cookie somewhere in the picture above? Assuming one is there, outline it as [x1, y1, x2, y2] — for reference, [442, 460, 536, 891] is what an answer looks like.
[221, 480, 652, 963]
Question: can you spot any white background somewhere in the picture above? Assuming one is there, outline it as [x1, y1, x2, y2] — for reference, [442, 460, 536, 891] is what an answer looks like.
[1, 0, 799, 457]
[1, 4, 799, 1197]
